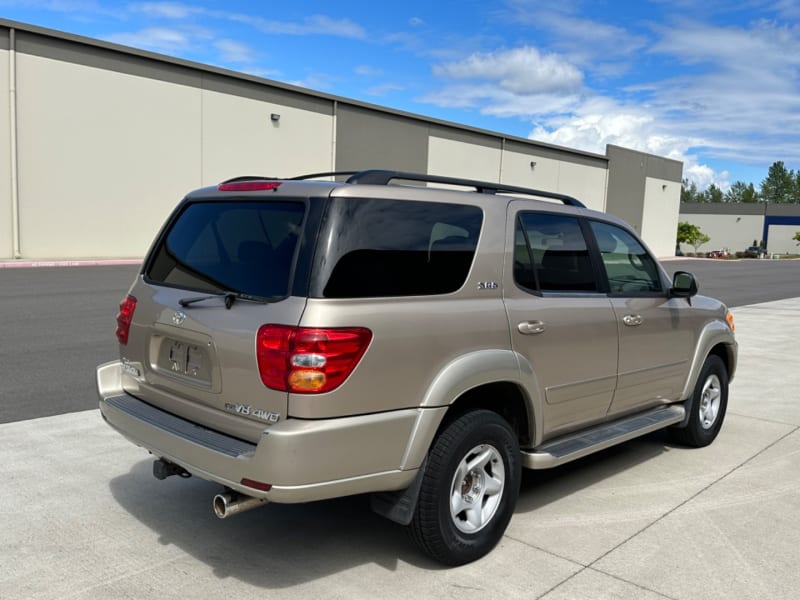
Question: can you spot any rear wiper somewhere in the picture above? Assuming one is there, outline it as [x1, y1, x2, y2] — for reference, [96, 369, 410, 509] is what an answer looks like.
[178, 292, 280, 310]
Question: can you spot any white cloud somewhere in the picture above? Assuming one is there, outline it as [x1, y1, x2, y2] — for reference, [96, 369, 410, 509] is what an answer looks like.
[286, 72, 338, 91]
[214, 39, 255, 63]
[240, 66, 282, 80]
[355, 65, 383, 77]
[237, 14, 366, 39]
[421, 8, 799, 189]
[104, 27, 192, 53]
[366, 82, 404, 96]
[501, 0, 647, 77]
[421, 83, 579, 116]
[528, 97, 730, 189]
[129, 2, 201, 19]
[433, 46, 583, 95]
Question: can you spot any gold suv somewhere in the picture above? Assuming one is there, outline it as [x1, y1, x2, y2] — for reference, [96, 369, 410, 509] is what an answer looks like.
[97, 170, 737, 565]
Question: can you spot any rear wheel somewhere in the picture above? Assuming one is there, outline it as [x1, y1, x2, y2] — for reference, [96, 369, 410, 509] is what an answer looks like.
[670, 355, 728, 447]
[408, 410, 521, 565]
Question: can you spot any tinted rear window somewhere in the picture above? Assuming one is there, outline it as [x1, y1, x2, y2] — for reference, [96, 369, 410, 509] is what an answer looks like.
[314, 198, 483, 298]
[146, 201, 305, 297]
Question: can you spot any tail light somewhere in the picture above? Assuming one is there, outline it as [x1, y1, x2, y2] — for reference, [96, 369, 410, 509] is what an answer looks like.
[116, 295, 137, 345]
[257, 325, 372, 393]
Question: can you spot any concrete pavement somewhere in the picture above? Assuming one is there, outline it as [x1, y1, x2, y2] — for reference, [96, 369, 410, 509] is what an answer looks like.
[1, 297, 798, 599]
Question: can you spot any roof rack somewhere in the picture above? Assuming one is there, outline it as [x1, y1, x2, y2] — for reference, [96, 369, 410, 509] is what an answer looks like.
[289, 171, 358, 180]
[220, 170, 586, 208]
[344, 170, 586, 208]
[221, 172, 354, 184]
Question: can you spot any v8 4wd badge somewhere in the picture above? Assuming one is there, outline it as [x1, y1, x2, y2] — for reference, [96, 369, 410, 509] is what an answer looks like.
[224, 402, 280, 424]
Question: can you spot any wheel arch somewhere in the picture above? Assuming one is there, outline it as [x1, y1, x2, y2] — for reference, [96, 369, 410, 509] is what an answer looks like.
[679, 321, 737, 402]
[400, 349, 541, 470]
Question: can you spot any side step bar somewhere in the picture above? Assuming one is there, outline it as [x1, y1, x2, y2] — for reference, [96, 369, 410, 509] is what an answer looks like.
[521, 404, 686, 469]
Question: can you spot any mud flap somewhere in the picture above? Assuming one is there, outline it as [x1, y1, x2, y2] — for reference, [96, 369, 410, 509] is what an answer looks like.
[369, 458, 427, 526]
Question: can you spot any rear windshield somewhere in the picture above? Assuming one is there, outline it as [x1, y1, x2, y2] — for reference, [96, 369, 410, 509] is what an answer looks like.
[146, 201, 305, 297]
[314, 198, 483, 298]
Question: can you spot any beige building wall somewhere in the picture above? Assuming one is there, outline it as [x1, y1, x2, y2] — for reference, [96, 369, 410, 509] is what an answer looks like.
[500, 151, 607, 212]
[677, 213, 764, 254]
[641, 177, 681, 257]
[428, 139, 608, 212]
[552, 160, 607, 212]
[500, 149, 561, 192]
[427, 136, 501, 182]
[766, 225, 799, 255]
[0, 21, 685, 262]
[16, 53, 201, 259]
[0, 47, 12, 258]
[200, 90, 333, 185]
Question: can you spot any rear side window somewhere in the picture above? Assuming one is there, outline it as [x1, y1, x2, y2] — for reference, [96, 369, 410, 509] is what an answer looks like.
[515, 213, 598, 293]
[146, 201, 305, 297]
[315, 198, 483, 298]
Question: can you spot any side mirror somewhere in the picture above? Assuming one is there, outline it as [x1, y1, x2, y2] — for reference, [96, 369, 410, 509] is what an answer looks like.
[670, 271, 698, 298]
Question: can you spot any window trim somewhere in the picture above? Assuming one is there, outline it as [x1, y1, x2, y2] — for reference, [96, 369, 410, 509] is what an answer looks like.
[142, 196, 312, 298]
[511, 211, 668, 298]
[512, 211, 606, 297]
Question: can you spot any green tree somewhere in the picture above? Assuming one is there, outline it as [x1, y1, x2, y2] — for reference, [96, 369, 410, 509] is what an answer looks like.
[681, 178, 701, 203]
[760, 161, 796, 203]
[795, 171, 800, 201]
[725, 181, 759, 203]
[794, 231, 800, 246]
[677, 221, 711, 253]
[703, 184, 724, 203]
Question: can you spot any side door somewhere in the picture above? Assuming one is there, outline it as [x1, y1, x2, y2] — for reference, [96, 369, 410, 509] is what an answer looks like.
[504, 206, 619, 440]
[587, 220, 694, 415]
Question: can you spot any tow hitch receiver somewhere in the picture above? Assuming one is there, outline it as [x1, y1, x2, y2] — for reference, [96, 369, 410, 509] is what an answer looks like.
[153, 458, 191, 480]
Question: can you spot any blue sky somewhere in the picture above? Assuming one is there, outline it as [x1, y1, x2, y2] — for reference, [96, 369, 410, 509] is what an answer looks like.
[2, 0, 799, 191]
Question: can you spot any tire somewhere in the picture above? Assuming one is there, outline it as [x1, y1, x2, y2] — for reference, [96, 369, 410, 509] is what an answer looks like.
[408, 410, 521, 566]
[670, 355, 728, 447]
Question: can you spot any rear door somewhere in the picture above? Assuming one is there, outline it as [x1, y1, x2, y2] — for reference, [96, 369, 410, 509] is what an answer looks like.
[504, 206, 619, 439]
[121, 198, 308, 442]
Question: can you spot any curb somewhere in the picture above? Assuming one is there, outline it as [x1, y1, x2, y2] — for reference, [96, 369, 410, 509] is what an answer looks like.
[0, 259, 142, 269]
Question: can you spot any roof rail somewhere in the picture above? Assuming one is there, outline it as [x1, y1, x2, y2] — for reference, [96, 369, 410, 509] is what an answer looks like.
[289, 171, 359, 180]
[221, 170, 586, 208]
[344, 169, 586, 208]
[221, 172, 355, 184]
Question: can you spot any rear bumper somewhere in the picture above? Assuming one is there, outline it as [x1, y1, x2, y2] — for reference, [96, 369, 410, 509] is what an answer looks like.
[97, 361, 433, 503]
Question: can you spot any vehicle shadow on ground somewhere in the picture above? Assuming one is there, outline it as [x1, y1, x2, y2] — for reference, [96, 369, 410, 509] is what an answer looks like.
[515, 430, 675, 513]
[108, 431, 676, 587]
[108, 460, 436, 586]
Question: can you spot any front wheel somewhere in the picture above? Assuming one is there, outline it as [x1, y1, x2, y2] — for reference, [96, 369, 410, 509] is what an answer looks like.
[408, 410, 521, 565]
[670, 355, 728, 447]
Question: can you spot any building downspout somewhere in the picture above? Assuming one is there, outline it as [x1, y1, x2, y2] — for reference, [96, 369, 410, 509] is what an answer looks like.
[8, 28, 21, 258]
[498, 137, 505, 183]
[330, 100, 337, 175]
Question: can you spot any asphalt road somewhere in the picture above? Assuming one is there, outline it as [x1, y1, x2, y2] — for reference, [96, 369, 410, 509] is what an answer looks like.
[665, 258, 800, 308]
[1, 259, 798, 425]
[0, 265, 140, 424]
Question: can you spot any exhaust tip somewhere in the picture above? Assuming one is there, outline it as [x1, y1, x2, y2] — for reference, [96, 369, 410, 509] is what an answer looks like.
[213, 493, 230, 519]
[213, 492, 268, 519]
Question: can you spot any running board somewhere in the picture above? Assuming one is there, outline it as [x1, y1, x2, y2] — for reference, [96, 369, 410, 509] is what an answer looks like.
[521, 404, 686, 469]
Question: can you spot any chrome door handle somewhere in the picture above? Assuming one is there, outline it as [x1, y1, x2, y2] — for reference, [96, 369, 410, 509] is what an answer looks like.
[622, 314, 643, 327]
[518, 320, 546, 335]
